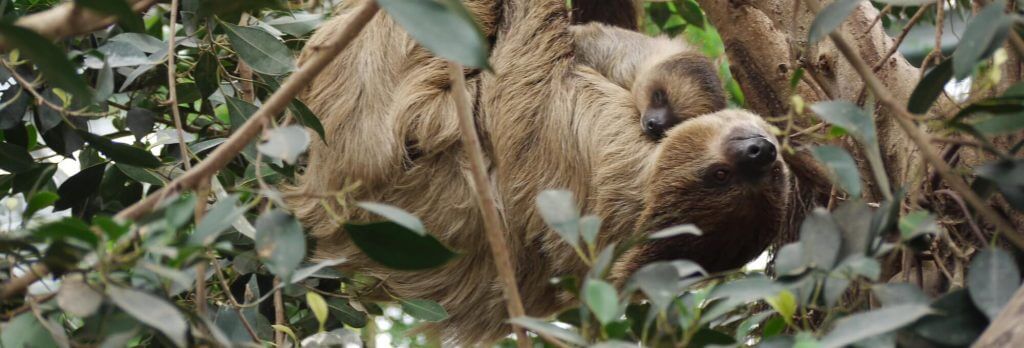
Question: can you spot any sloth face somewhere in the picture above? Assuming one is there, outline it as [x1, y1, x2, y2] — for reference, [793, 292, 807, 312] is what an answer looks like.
[616, 109, 790, 276]
[634, 52, 727, 140]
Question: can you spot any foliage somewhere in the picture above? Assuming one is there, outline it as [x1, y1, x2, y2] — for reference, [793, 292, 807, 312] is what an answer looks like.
[0, 0, 1022, 347]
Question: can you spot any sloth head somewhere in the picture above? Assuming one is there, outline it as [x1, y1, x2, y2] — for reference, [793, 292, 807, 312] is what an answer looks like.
[615, 109, 790, 277]
[633, 52, 728, 140]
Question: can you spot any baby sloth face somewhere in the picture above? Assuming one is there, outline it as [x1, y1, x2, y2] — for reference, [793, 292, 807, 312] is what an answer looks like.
[616, 109, 790, 276]
[633, 52, 727, 140]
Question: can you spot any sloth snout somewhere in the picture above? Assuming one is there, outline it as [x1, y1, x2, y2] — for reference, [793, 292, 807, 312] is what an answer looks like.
[728, 136, 777, 178]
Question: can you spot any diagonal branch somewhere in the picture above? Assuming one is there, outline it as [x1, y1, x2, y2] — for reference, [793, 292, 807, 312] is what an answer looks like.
[0, 0, 382, 301]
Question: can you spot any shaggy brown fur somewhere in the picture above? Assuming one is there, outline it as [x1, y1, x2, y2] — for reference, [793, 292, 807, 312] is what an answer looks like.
[286, 0, 790, 344]
[571, 22, 727, 139]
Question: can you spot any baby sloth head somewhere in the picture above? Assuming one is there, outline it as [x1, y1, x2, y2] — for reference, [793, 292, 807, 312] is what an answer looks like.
[633, 52, 727, 140]
[616, 109, 790, 277]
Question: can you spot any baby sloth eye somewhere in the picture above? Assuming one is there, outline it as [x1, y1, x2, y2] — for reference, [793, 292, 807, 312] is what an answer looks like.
[651, 89, 667, 106]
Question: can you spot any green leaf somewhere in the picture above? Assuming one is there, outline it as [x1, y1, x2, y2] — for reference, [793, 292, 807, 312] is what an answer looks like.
[357, 202, 426, 236]
[913, 290, 988, 346]
[115, 163, 165, 186]
[376, 0, 490, 69]
[23, 191, 58, 219]
[807, 0, 861, 45]
[399, 298, 448, 322]
[34, 218, 97, 247]
[871, 283, 929, 306]
[344, 221, 456, 270]
[75, 0, 144, 32]
[0, 142, 35, 174]
[908, 59, 952, 114]
[633, 260, 705, 312]
[976, 159, 1024, 211]
[109, 32, 164, 53]
[765, 290, 797, 326]
[327, 299, 368, 328]
[810, 145, 861, 198]
[54, 163, 105, 211]
[225, 96, 259, 132]
[820, 304, 931, 348]
[270, 325, 298, 345]
[107, 286, 188, 347]
[0, 23, 92, 101]
[580, 214, 601, 248]
[306, 292, 329, 332]
[584, 279, 619, 325]
[254, 209, 307, 281]
[799, 208, 841, 270]
[952, 1, 1012, 79]
[674, 0, 705, 29]
[898, 211, 938, 241]
[266, 12, 324, 37]
[194, 52, 220, 98]
[77, 131, 161, 168]
[968, 247, 1021, 320]
[189, 194, 246, 246]
[257, 125, 310, 164]
[810, 101, 876, 147]
[508, 317, 586, 346]
[536, 189, 581, 248]
[221, 22, 295, 75]
[0, 313, 58, 348]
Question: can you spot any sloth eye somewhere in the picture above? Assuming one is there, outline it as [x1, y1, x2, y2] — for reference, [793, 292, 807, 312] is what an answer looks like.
[651, 89, 667, 106]
[712, 168, 729, 182]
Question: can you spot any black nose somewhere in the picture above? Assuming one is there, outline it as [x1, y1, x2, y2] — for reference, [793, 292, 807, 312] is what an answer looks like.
[643, 107, 676, 140]
[732, 137, 776, 172]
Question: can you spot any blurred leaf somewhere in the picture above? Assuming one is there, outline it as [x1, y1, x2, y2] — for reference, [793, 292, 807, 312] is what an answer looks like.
[23, 191, 58, 219]
[54, 162, 106, 211]
[976, 159, 1024, 211]
[807, 0, 861, 45]
[913, 290, 988, 346]
[811, 145, 861, 198]
[34, 217, 96, 246]
[0, 23, 92, 101]
[833, 201, 872, 259]
[399, 298, 448, 322]
[766, 290, 797, 326]
[674, 0, 704, 29]
[634, 260, 705, 312]
[107, 286, 188, 347]
[271, 325, 298, 345]
[326, 299, 367, 328]
[968, 248, 1021, 320]
[580, 214, 601, 248]
[0, 75, 30, 130]
[109, 33, 164, 53]
[508, 317, 586, 346]
[95, 62, 113, 102]
[221, 22, 295, 75]
[257, 125, 309, 164]
[125, 108, 156, 141]
[0, 142, 34, 173]
[356, 202, 426, 236]
[820, 304, 932, 348]
[57, 277, 102, 317]
[873, 0, 934, 4]
[872, 283, 929, 306]
[648, 223, 702, 239]
[952, 1, 1012, 79]
[898, 211, 938, 241]
[799, 208, 841, 270]
[774, 242, 806, 275]
[810, 101, 877, 147]
[344, 221, 455, 270]
[189, 194, 245, 246]
[290, 259, 347, 284]
[971, 112, 1024, 135]
[75, 0, 143, 32]
[254, 209, 306, 281]
[536, 189, 580, 248]
[0, 313, 58, 348]
[78, 131, 161, 168]
[584, 279, 619, 325]
[908, 59, 952, 114]
[85, 41, 151, 68]
[266, 13, 324, 37]
[307, 292, 329, 332]
[376, 0, 490, 69]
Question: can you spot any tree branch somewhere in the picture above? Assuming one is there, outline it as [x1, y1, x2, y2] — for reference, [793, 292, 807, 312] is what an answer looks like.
[0, 0, 159, 51]
[0, 0, 381, 301]
[446, 61, 531, 348]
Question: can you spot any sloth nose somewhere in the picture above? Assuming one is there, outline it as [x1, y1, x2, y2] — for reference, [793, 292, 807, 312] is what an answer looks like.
[731, 137, 777, 174]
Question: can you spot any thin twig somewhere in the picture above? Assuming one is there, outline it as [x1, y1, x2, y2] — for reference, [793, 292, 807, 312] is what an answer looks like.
[863, 5, 893, 36]
[273, 277, 285, 347]
[935, 189, 989, 246]
[166, 0, 192, 172]
[0, 1, 381, 301]
[872, 4, 933, 72]
[211, 259, 261, 343]
[0, 60, 115, 117]
[804, 0, 1023, 249]
[447, 61, 532, 348]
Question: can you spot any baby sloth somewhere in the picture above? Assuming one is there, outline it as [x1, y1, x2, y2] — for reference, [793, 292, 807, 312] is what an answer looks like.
[571, 23, 728, 139]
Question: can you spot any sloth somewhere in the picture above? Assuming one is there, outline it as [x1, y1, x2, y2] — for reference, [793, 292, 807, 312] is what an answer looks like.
[571, 22, 727, 140]
[286, 0, 791, 343]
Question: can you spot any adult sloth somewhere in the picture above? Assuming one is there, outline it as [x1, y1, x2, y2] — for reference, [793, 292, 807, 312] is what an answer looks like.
[286, 0, 790, 343]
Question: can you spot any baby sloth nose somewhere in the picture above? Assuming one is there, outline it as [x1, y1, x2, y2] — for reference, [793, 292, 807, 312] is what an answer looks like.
[730, 136, 777, 176]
